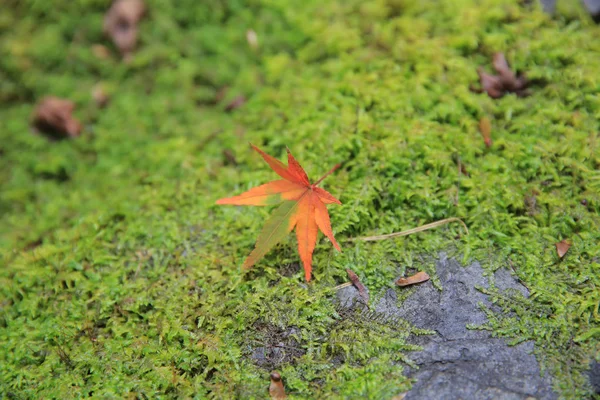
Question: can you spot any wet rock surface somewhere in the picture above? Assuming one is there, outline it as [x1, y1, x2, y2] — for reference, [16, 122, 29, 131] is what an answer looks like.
[249, 323, 304, 370]
[583, 0, 600, 21]
[588, 360, 600, 395]
[540, 0, 600, 21]
[337, 255, 557, 400]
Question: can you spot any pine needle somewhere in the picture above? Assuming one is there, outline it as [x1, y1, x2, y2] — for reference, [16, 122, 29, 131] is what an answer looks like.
[334, 282, 353, 290]
[345, 217, 468, 242]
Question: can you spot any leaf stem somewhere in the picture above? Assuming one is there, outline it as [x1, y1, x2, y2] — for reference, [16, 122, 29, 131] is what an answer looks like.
[313, 163, 341, 187]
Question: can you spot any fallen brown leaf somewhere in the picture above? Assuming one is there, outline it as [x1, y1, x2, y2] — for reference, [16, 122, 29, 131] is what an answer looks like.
[555, 240, 571, 259]
[103, 0, 146, 61]
[493, 53, 528, 92]
[32, 96, 82, 139]
[346, 269, 369, 304]
[396, 271, 430, 287]
[476, 53, 529, 99]
[479, 117, 492, 148]
[269, 371, 286, 399]
[477, 68, 504, 99]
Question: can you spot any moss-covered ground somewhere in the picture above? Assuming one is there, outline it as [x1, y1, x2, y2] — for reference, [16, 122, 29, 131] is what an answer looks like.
[1, 0, 599, 398]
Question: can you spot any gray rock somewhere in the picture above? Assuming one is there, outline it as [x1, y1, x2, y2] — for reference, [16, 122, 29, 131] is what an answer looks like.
[541, 0, 600, 20]
[540, 0, 556, 13]
[588, 360, 600, 394]
[493, 265, 529, 297]
[368, 255, 557, 400]
[337, 284, 369, 309]
[583, 0, 600, 16]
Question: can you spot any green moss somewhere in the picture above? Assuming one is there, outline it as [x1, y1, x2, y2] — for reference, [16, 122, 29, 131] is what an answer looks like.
[1, 0, 599, 398]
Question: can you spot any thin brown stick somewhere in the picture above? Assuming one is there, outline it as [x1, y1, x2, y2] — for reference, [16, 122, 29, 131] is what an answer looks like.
[346, 269, 369, 304]
[345, 217, 468, 242]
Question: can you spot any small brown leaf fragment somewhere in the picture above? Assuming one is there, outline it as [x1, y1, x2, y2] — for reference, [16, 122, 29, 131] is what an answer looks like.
[246, 29, 258, 49]
[103, 0, 146, 61]
[477, 68, 505, 99]
[475, 53, 529, 99]
[457, 159, 469, 177]
[269, 371, 286, 399]
[479, 117, 493, 148]
[346, 269, 369, 304]
[225, 95, 246, 112]
[32, 96, 82, 139]
[492, 53, 516, 87]
[92, 84, 110, 108]
[396, 271, 430, 287]
[555, 240, 571, 259]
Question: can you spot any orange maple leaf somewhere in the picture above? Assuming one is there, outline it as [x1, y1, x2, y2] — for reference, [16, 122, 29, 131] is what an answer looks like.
[216, 144, 341, 281]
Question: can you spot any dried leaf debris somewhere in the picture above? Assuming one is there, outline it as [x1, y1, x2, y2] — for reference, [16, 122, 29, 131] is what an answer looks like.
[555, 239, 571, 259]
[396, 271, 430, 287]
[476, 53, 529, 99]
[104, 0, 146, 61]
[32, 96, 82, 139]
